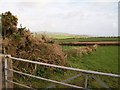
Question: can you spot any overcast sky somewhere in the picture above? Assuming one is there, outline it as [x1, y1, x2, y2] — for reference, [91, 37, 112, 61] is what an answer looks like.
[0, 0, 119, 36]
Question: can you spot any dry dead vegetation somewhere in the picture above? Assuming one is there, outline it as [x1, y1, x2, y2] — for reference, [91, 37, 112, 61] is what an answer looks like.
[65, 44, 98, 57]
[2, 11, 67, 74]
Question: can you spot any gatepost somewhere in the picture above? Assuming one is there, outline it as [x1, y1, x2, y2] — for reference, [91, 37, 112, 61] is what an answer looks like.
[4, 55, 13, 89]
[0, 54, 3, 90]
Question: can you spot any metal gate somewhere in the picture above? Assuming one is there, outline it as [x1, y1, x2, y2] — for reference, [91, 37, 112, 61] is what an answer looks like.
[1, 54, 120, 90]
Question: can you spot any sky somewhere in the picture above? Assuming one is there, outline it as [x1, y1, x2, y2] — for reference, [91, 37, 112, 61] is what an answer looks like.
[0, 0, 119, 36]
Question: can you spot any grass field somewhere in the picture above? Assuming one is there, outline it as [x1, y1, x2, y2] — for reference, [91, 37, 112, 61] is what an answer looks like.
[49, 34, 79, 39]
[34, 33, 119, 43]
[64, 46, 119, 88]
[63, 46, 118, 74]
[54, 37, 119, 43]
[33, 32, 82, 39]
[15, 45, 119, 89]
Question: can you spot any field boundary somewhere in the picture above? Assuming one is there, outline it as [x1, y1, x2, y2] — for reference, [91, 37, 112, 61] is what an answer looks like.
[60, 41, 120, 46]
[1, 54, 120, 89]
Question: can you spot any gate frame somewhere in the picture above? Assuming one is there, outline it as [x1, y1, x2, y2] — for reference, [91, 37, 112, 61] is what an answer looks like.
[1, 54, 120, 90]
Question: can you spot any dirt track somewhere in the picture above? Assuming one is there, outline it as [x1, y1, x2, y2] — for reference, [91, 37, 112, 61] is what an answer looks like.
[60, 41, 120, 46]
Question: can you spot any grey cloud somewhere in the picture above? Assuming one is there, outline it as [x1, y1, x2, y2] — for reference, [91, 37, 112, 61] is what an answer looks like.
[0, 1, 118, 36]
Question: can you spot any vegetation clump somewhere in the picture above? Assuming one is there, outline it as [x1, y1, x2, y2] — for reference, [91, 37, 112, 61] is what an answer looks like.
[2, 11, 67, 74]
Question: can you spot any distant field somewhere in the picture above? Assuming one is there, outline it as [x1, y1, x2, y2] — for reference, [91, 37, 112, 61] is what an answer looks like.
[33, 32, 83, 39]
[49, 34, 80, 39]
[54, 37, 119, 43]
[34, 32, 119, 43]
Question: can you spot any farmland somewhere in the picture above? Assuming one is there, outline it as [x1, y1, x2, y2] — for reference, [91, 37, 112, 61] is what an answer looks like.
[16, 34, 119, 89]
[33, 32, 119, 43]
[54, 37, 119, 43]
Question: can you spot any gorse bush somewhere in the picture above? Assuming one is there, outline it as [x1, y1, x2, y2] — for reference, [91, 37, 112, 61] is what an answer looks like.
[2, 11, 67, 75]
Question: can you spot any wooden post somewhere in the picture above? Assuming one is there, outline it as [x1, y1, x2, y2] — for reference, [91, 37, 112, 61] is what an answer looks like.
[4, 55, 13, 89]
[0, 54, 3, 90]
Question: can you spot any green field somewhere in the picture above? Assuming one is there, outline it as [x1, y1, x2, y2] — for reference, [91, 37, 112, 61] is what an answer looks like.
[63, 46, 118, 73]
[34, 32, 119, 43]
[33, 32, 82, 39]
[54, 37, 119, 43]
[49, 34, 78, 39]
[15, 45, 119, 89]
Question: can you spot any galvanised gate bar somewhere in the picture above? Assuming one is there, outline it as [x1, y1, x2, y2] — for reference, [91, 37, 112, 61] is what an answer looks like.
[0, 54, 120, 90]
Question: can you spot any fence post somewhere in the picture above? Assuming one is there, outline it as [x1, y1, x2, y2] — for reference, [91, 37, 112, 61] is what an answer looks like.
[0, 54, 3, 90]
[84, 74, 88, 89]
[4, 55, 13, 89]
